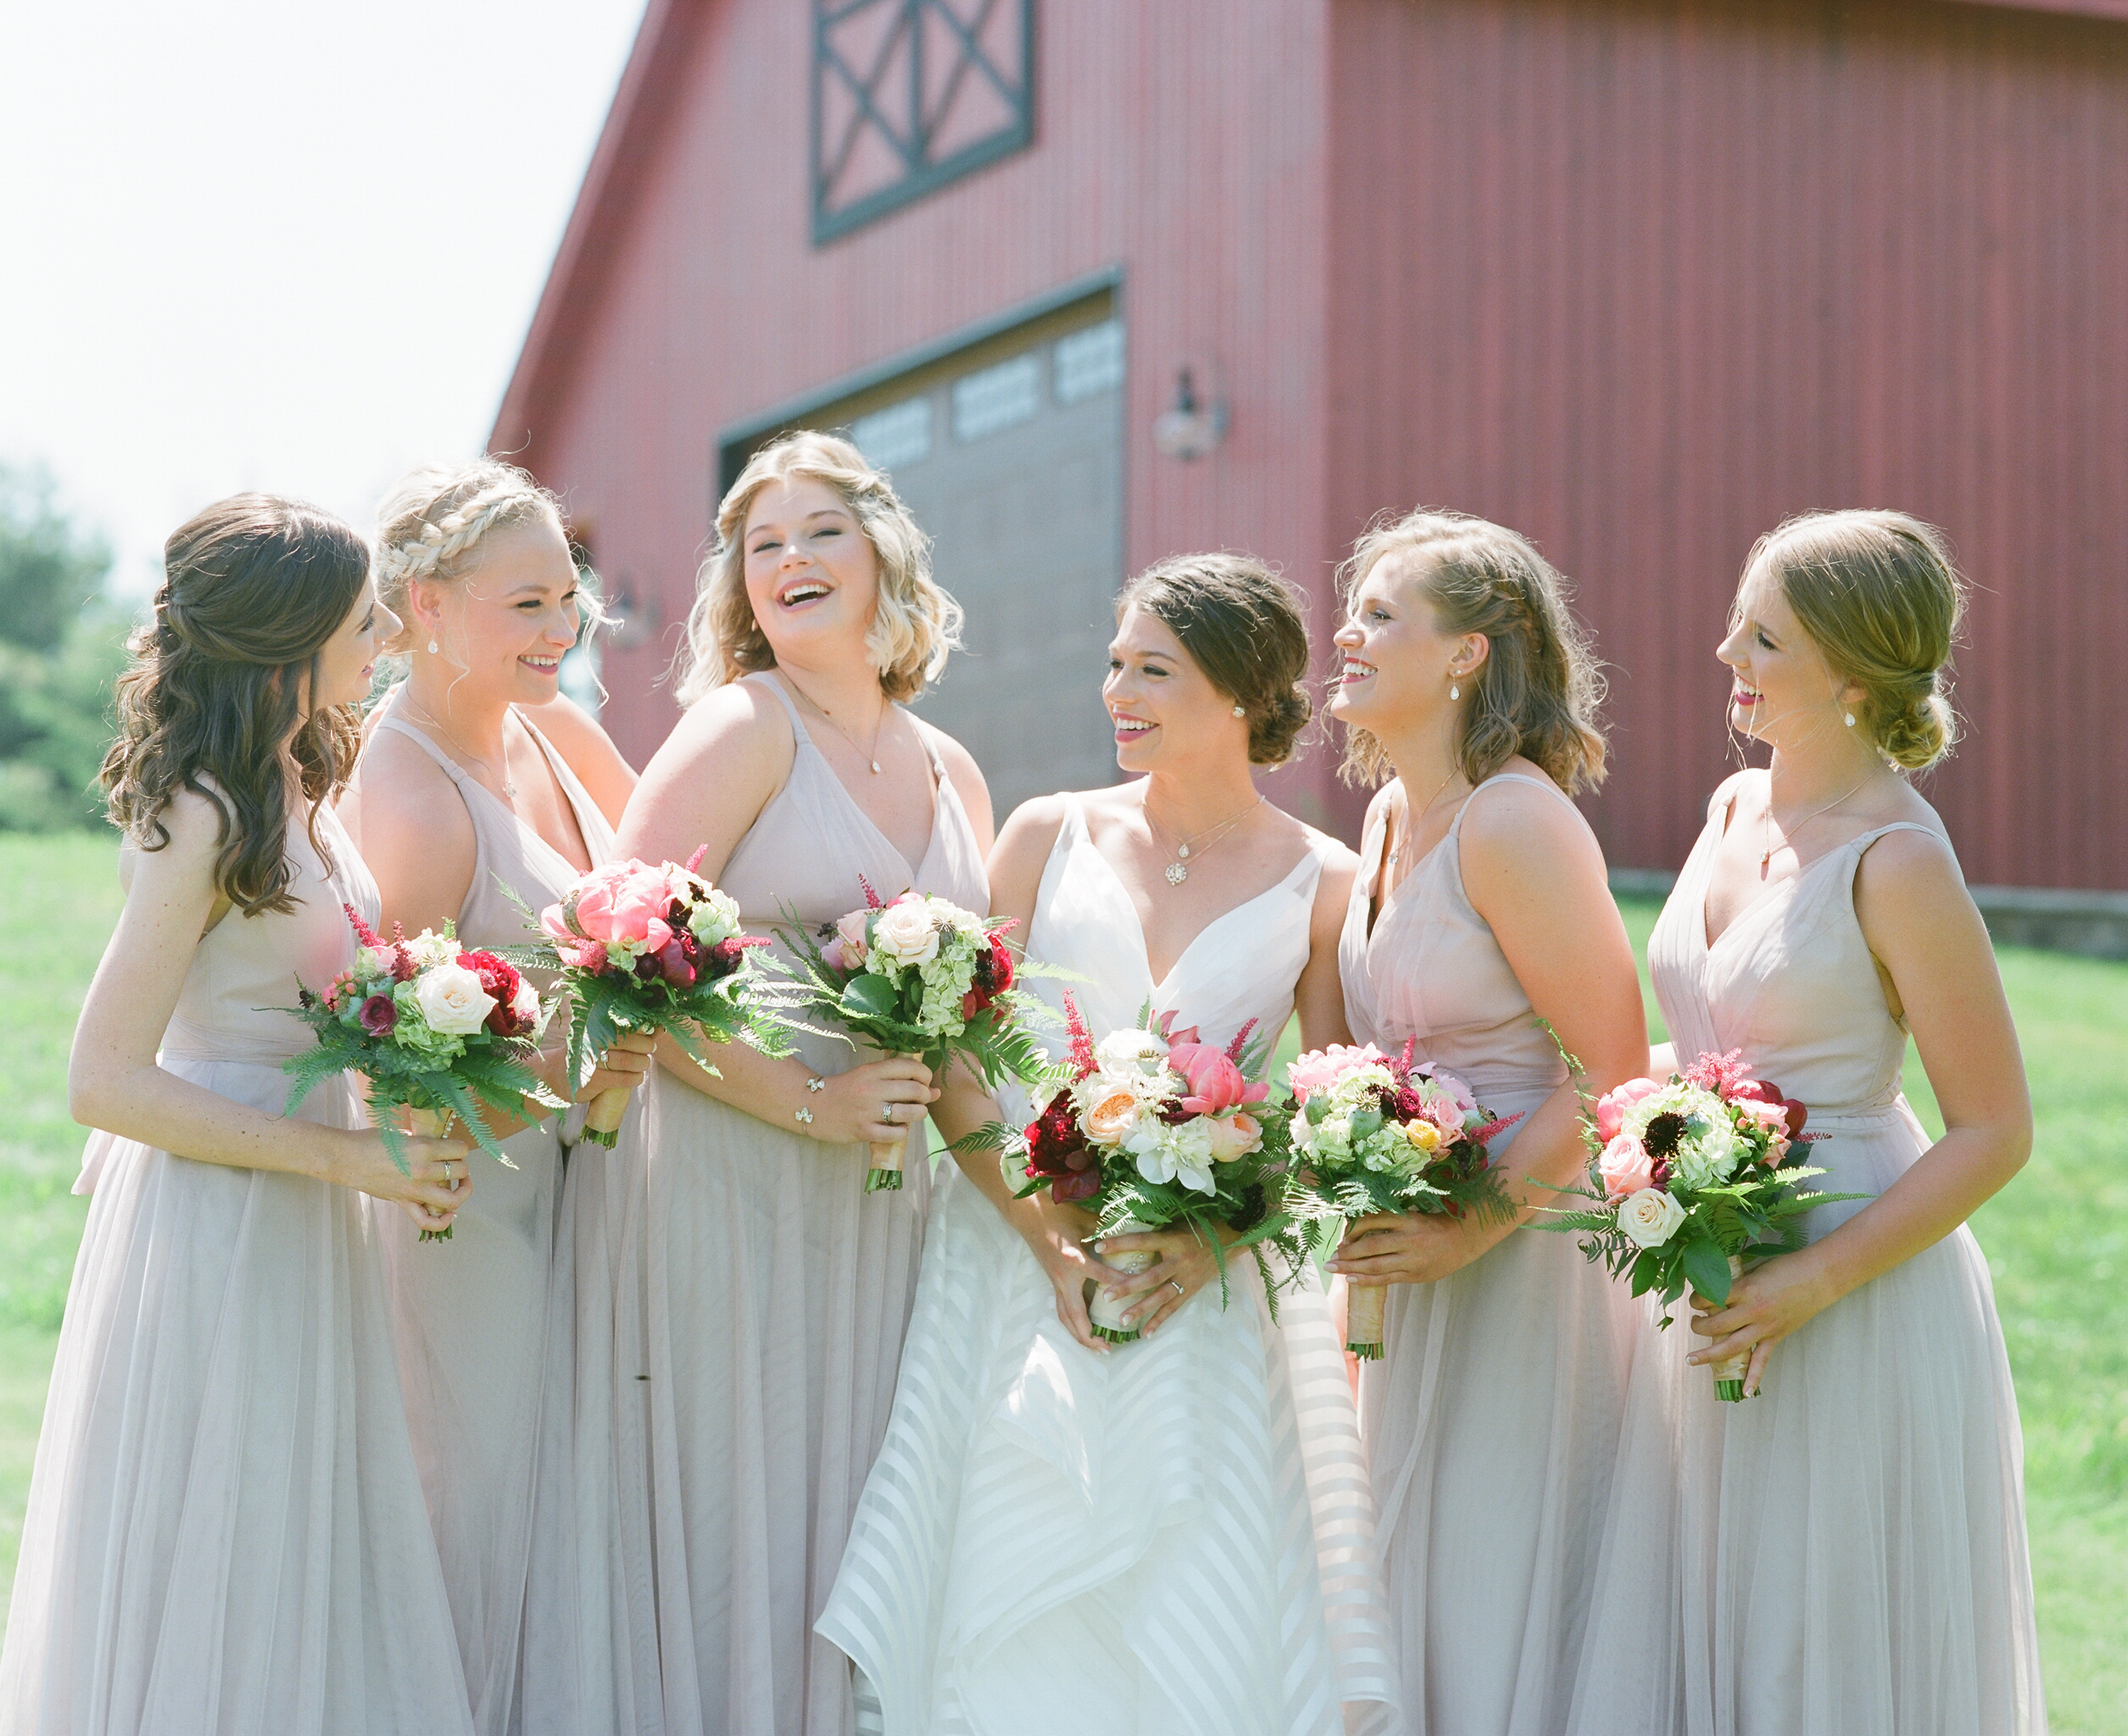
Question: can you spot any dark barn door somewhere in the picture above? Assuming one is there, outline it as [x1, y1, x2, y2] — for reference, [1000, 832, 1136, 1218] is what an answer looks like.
[729, 294, 1127, 820]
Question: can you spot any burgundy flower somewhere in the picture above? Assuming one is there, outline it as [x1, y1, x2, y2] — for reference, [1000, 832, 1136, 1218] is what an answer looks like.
[1023, 1090, 1096, 1195]
[358, 993, 398, 1037]
[460, 949, 534, 1037]
[960, 932, 1017, 1021]
[655, 937, 697, 988]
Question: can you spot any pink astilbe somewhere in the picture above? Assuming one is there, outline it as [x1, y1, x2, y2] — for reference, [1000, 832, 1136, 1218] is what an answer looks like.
[1062, 991, 1097, 1080]
[1683, 1048, 1753, 1098]
[1224, 1017, 1259, 1066]
[684, 843, 710, 875]
[857, 873, 887, 912]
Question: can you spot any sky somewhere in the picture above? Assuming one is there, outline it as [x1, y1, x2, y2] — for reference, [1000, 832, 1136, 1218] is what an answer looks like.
[0, 0, 649, 597]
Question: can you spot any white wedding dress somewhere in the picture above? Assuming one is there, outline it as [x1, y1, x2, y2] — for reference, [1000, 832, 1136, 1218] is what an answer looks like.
[818, 793, 1399, 1736]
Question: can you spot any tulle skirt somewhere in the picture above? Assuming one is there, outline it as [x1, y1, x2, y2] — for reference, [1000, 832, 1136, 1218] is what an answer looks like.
[370, 1117, 563, 1736]
[1564, 1102, 2047, 1736]
[0, 1055, 473, 1736]
[521, 1064, 928, 1736]
[1360, 1093, 1635, 1736]
[818, 1160, 1400, 1736]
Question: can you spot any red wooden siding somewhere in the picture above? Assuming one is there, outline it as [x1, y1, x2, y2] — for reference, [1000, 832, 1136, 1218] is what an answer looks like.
[1326, 0, 2128, 887]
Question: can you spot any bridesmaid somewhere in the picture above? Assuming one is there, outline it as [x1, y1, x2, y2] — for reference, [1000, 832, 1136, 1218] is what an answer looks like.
[0, 497, 475, 1733]
[1323, 508, 1649, 1734]
[526, 431, 991, 1736]
[1568, 512, 2045, 1734]
[345, 460, 655, 1736]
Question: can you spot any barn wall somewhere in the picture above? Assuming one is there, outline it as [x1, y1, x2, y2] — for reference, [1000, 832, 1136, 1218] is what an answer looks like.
[1327, 0, 2128, 887]
[507, 0, 1349, 828]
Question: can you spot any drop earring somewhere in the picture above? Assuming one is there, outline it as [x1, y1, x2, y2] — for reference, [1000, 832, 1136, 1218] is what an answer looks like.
[1449, 678, 1461, 701]
[1844, 711, 1856, 727]
[427, 639, 439, 655]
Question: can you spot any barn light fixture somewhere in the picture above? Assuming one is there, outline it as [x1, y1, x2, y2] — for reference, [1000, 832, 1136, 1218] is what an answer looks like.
[1151, 367, 1227, 461]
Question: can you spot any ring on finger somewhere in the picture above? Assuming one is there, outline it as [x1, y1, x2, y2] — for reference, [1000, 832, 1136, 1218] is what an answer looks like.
[1168, 1278, 1184, 1296]
[881, 1102, 897, 1124]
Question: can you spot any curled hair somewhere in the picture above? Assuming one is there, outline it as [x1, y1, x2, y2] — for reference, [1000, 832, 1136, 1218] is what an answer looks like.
[1747, 509, 1965, 771]
[374, 458, 580, 655]
[1119, 554, 1314, 765]
[677, 431, 961, 705]
[103, 495, 369, 915]
[1336, 509, 1607, 793]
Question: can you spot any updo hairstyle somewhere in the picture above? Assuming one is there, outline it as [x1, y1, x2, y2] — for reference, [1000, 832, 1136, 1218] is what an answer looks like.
[1337, 509, 1607, 793]
[677, 431, 962, 706]
[1746, 509, 1965, 771]
[1118, 554, 1314, 765]
[103, 495, 370, 915]
[373, 458, 576, 657]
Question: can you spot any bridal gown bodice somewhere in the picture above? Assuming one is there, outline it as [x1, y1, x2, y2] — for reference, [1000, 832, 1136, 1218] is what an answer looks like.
[821, 792, 1397, 1736]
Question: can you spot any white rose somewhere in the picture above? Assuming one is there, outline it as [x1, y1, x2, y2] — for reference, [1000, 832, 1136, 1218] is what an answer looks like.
[1095, 1028, 1167, 1076]
[413, 961, 497, 1036]
[870, 899, 940, 968]
[510, 980, 543, 1027]
[687, 888, 742, 949]
[1617, 1188, 1687, 1249]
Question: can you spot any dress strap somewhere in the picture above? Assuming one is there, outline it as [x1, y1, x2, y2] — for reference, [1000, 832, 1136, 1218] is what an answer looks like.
[1448, 770, 1579, 838]
[751, 671, 815, 746]
[1848, 821, 1954, 861]
[373, 714, 480, 796]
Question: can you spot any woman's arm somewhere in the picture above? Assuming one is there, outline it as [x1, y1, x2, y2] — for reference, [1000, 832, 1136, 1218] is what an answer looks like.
[70, 791, 470, 1227]
[618, 686, 937, 1143]
[523, 691, 638, 826]
[1292, 843, 1360, 1053]
[1689, 827, 2031, 1393]
[1329, 779, 1648, 1288]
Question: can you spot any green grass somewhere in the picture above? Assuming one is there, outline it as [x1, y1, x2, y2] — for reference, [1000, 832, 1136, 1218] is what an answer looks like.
[0, 842, 2119, 1729]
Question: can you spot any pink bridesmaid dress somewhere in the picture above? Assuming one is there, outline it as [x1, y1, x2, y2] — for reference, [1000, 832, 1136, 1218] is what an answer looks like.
[364, 713, 616, 1736]
[0, 799, 472, 1735]
[1566, 772, 2047, 1735]
[1338, 771, 1636, 1736]
[525, 671, 989, 1736]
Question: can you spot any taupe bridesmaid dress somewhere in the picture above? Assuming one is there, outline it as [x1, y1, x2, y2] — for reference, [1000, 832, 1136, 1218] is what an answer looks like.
[525, 671, 989, 1736]
[1338, 771, 1635, 1736]
[1565, 773, 2046, 1735]
[364, 712, 616, 1736]
[0, 797, 472, 1736]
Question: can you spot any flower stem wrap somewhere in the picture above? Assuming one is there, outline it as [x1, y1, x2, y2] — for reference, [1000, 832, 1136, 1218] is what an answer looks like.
[1345, 1282, 1387, 1360]
[581, 1086, 632, 1148]
[1086, 1217, 1158, 1344]
[1712, 1253, 1749, 1401]
[866, 1133, 905, 1194]
[409, 1106, 466, 1244]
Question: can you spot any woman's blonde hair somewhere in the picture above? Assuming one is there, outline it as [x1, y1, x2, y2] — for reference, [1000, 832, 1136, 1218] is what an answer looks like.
[1336, 509, 1607, 793]
[676, 431, 961, 706]
[373, 459, 579, 656]
[1746, 509, 1965, 771]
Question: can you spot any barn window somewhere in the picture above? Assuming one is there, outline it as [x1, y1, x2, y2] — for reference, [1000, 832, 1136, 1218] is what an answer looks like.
[850, 397, 933, 471]
[1053, 320, 1124, 403]
[951, 353, 1041, 442]
[811, 0, 1035, 243]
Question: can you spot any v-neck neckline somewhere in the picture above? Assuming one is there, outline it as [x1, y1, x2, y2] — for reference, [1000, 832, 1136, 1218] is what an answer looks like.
[1364, 796, 1454, 945]
[381, 709, 601, 877]
[1696, 798, 1858, 956]
[1070, 807, 1317, 991]
[772, 676, 944, 886]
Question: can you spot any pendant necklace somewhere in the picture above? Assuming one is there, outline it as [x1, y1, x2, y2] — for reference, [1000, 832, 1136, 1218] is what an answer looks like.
[1386, 766, 1462, 870]
[1761, 774, 1871, 873]
[1144, 793, 1264, 886]
[786, 673, 887, 773]
[401, 700, 518, 798]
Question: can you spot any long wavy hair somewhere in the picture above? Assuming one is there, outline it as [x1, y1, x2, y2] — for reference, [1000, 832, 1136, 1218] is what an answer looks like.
[103, 495, 370, 915]
[1336, 509, 1608, 794]
[676, 431, 961, 705]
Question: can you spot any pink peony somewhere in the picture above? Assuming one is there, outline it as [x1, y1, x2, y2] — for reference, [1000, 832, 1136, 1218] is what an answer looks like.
[1167, 1040, 1271, 1116]
[549, 860, 676, 954]
[1598, 1133, 1657, 1200]
[1595, 1077, 1663, 1142]
[1285, 1043, 1390, 1104]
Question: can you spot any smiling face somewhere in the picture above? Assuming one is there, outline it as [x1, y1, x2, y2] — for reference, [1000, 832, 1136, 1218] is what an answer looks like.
[1329, 550, 1483, 736]
[739, 475, 881, 670]
[409, 515, 581, 705]
[313, 577, 398, 712]
[1718, 564, 1859, 749]
[1104, 602, 1248, 774]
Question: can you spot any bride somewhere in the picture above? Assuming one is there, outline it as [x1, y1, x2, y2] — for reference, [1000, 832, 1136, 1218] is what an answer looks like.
[819, 554, 1399, 1736]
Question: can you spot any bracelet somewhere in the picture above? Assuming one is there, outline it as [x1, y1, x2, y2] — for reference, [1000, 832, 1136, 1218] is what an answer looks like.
[795, 1076, 827, 1124]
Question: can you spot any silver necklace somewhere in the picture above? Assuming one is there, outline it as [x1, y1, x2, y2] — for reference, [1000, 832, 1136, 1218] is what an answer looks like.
[1143, 793, 1263, 886]
[401, 700, 517, 798]
[783, 673, 887, 774]
[1761, 774, 1871, 873]
[1386, 766, 1462, 868]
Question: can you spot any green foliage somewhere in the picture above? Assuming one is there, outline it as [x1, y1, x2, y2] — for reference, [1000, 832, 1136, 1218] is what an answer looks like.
[0, 469, 131, 832]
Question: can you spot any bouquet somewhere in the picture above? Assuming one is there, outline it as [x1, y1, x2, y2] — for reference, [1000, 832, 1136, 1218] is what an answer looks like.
[507, 849, 790, 1146]
[1537, 1048, 1866, 1400]
[1280, 1040, 1523, 1358]
[780, 878, 1053, 1193]
[282, 906, 566, 1240]
[1005, 998, 1306, 1344]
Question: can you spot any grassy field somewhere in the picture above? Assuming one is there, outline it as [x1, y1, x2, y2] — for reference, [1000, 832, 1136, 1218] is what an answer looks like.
[0, 837, 2120, 1727]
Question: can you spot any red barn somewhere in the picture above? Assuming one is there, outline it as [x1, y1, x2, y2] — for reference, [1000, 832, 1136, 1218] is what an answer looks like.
[497, 0, 2128, 916]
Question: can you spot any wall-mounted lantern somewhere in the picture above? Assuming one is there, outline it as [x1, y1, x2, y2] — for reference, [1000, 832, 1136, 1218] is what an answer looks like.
[1150, 366, 1227, 461]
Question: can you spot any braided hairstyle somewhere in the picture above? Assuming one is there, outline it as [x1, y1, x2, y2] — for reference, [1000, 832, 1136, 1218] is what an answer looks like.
[374, 459, 573, 657]
[1747, 509, 1965, 771]
[1336, 509, 1608, 793]
[103, 495, 370, 915]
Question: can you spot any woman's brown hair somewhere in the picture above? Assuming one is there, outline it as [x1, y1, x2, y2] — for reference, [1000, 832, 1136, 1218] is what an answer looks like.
[1746, 509, 1965, 771]
[102, 494, 370, 915]
[1118, 554, 1314, 765]
[1337, 509, 1607, 793]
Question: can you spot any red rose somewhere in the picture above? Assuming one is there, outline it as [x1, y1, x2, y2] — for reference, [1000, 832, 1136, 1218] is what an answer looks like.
[1022, 1090, 1095, 1191]
[460, 950, 532, 1037]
